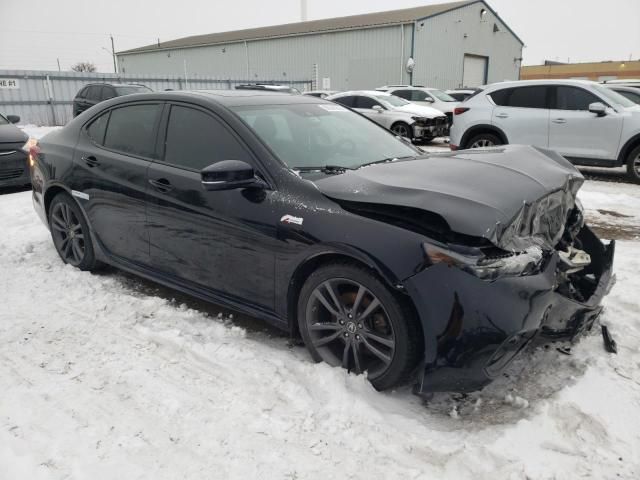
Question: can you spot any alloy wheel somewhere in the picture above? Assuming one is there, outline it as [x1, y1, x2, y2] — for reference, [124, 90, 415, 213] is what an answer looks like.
[50, 202, 85, 266]
[634, 152, 640, 176]
[470, 138, 495, 148]
[392, 124, 411, 138]
[305, 279, 396, 380]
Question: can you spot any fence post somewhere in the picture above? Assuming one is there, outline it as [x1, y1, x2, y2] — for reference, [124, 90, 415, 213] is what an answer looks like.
[45, 75, 58, 126]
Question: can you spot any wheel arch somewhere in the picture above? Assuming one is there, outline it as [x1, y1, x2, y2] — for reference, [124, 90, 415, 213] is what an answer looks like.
[43, 183, 73, 219]
[460, 124, 508, 148]
[618, 133, 640, 167]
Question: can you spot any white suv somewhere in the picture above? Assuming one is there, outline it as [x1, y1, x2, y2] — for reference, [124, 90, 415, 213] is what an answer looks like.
[450, 79, 640, 182]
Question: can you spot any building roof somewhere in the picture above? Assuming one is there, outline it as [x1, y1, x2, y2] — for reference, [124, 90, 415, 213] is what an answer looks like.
[119, 0, 481, 55]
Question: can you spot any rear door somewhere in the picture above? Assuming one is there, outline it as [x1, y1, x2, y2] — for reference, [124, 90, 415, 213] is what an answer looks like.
[490, 85, 550, 147]
[548, 86, 624, 161]
[146, 103, 276, 309]
[72, 102, 162, 264]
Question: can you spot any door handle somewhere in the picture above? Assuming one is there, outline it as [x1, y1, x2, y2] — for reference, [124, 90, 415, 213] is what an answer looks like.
[149, 178, 173, 193]
[82, 155, 99, 167]
[553, 118, 567, 124]
[495, 113, 509, 119]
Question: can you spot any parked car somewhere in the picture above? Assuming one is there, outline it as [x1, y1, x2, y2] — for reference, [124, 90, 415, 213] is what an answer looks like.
[377, 85, 458, 125]
[450, 79, 640, 182]
[0, 112, 29, 188]
[30, 90, 614, 395]
[601, 79, 640, 88]
[327, 90, 448, 142]
[235, 84, 301, 94]
[73, 83, 152, 117]
[303, 90, 339, 99]
[446, 88, 480, 102]
[605, 85, 640, 105]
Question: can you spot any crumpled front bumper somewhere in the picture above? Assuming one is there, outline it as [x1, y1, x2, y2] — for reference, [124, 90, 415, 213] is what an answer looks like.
[404, 229, 615, 395]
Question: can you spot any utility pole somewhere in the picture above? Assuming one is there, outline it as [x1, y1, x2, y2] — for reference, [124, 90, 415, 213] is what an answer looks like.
[110, 35, 117, 73]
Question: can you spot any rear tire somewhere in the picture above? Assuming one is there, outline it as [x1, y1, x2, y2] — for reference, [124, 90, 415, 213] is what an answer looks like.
[297, 262, 422, 390]
[625, 145, 640, 184]
[466, 132, 503, 149]
[48, 192, 100, 271]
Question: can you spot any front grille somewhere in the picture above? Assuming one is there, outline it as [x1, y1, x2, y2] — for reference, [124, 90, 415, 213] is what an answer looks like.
[0, 168, 25, 181]
[435, 116, 447, 126]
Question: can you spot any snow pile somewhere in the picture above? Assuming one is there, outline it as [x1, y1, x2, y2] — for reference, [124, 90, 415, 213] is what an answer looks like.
[1, 186, 640, 478]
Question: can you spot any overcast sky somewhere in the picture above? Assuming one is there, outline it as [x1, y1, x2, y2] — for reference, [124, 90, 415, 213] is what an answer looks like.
[2, 0, 639, 72]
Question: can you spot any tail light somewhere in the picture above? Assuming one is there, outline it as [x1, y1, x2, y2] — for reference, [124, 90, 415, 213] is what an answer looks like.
[23, 138, 40, 167]
[454, 107, 470, 115]
[450, 144, 459, 151]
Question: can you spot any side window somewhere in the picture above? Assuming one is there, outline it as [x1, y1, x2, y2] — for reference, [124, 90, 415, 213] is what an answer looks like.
[101, 86, 116, 101]
[411, 90, 430, 102]
[163, 105, 250, 171]
[392, 90, 413, 100]
[103, 104, 161, 158]
[87, 111, 110, 145]
[555, 86, 602, 111]
[355, 96, 382, 109]
[489, 88, 511, 106]
[507, 86, 549, 109]
[332, 96, 355, 108]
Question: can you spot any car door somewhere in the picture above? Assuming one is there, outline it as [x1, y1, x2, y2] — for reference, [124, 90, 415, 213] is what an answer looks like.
[490, 86, 550, 147]
[354, 96, 392, 128]
[548, 86, 624, 161]
[146, 103, 276, 310]
[71, 102, 162, 264]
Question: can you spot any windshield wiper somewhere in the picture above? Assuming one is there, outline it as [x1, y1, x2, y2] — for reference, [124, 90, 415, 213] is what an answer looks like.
[358, 155, 417, 169]
[293, 165, 351, 174]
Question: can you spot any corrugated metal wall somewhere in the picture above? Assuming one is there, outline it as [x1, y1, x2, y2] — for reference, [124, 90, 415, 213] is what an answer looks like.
[0, 70, 311, 126]
[118, 24, 414, 91]
[413, 3, 522, 88]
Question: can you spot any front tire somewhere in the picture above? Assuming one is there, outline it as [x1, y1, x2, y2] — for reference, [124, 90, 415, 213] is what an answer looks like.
[466, 132, 503, 149]
[297, 262, 422, 390]
[626, 145, 640, 184]
[48, 192, 99, 271]
[391, 122, 412, 140]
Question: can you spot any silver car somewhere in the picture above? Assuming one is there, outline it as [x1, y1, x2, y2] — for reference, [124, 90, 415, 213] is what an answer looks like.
[326, 90, 448, 142]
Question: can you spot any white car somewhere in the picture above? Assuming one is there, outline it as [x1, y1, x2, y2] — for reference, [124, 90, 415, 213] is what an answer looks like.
[327, 90, 448, 143]
[446, 89, 480, 102]
[377, 85, 458, 121]
[302, 90, 339, 99]
[450, 79, 640, 182]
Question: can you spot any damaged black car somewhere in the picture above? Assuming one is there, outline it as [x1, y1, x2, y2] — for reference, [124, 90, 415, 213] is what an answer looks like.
[30, 91, 615, 394]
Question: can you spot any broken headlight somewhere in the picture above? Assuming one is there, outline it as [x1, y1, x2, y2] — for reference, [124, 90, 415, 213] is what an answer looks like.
[423, 243, 545, 281]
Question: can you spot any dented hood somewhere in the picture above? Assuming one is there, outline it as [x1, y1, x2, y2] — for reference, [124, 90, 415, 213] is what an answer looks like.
[313, 145, 584, 251]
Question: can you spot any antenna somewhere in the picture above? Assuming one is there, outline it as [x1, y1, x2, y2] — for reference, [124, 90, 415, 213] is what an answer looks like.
[301, 0, 308, 21]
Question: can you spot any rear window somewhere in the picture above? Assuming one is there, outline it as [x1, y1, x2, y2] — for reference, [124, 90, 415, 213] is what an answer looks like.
[103, 104, 161, 158]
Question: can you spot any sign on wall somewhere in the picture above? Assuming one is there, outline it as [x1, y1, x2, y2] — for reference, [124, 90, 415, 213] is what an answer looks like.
[322, 77, 331, 89]
[0, 79, 19, 89]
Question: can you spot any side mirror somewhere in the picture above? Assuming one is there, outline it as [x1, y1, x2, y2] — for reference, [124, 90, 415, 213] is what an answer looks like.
[201, 160, 266, 191]
[425, 97, 435, 103]
[589, 102, 607, 117]
[6, 115, 20, 124]
[372, 105, 384, 113]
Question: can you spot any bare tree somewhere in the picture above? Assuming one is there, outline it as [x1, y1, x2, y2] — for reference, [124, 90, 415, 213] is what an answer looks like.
[71, 62, 97, 73]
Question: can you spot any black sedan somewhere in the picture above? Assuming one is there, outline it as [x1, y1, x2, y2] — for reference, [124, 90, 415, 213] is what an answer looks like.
[0, 113, 29, 188]
[29, 91, 614, 395]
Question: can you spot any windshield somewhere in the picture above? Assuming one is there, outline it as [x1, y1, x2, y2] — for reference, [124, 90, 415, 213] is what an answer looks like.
[374, 95, 409, 107]
[429, 89, 457, 102]
[232, 103, 419, 170]
[115, 86, 152, 96]
[592, 84, 636, 108]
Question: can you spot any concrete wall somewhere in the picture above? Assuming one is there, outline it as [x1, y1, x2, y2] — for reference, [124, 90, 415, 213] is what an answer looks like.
[412, 2, 523, 89]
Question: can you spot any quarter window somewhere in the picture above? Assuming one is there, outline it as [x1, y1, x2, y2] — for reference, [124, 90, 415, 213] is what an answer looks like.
[555, 87, 601, 110]
[87, 112, 110, 144]
[163, 105, 250, 171]
[103, 104, 161, 158]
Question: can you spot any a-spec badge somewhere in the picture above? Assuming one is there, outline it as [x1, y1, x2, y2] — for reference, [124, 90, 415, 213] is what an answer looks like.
[280, 214, 304, 226]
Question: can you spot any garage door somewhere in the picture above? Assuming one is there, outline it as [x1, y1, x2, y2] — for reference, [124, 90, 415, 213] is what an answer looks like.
[462, 55, 488, 88]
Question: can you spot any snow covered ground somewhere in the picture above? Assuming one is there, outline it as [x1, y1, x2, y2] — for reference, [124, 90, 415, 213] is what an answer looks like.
[1, 127, 640, 479]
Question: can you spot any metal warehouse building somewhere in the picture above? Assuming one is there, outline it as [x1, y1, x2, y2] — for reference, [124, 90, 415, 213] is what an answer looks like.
[116, 0, 523, 91]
